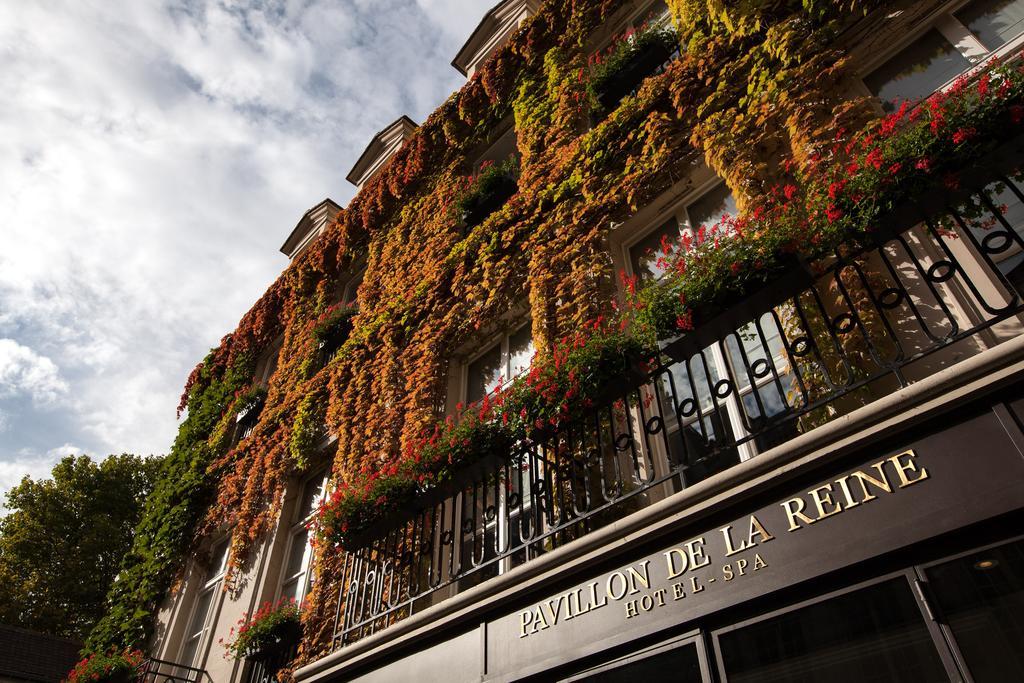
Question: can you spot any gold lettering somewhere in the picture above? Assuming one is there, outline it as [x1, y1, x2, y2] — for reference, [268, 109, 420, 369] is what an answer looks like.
[809, 484, 843, 520]
[888, 450, 929, 488]
[626, 561, 651, 593]
[782, 497, 815, 531]
[685, 538, 712, 569]
[834, 475, 861, 509]
[852, 462, 892, 501]
[672, 582, 686, 600]
[690, 576, 704, 593]
[723, 564, 734, 581]
[607, 572, 629, 601]
[664, 548, 689, 579]
[736, 558, 748, 576]
[653, 588, 667, 607]
[533, 606, 546, 632]
[541, 595, 564, 627]
[748, 514, 775, 545]
[588, 580, 608, 610]
[640, 594, 654, 612]
[753, 553, 767, 570]
[721, 524, 751, 557]
[519, 610, 533, 638]
[624, 600, 639, 619]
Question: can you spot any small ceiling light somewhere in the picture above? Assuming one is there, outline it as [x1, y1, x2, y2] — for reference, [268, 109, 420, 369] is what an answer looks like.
[973, 559, 999, 570]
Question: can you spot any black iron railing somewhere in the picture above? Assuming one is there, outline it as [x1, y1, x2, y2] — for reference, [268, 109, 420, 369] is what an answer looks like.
[241, 641, 300, 683]
[330, 160, 1024, 650]
[136, 658, 207, 683]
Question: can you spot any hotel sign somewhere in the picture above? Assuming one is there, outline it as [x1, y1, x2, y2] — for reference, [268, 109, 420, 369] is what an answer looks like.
[516, 450, 928, 638]
[485, 409, 1024, 675]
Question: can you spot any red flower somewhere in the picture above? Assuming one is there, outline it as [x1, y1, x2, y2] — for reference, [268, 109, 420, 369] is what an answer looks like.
[783, 184, 797, 200]
[951, 127, 976, 144]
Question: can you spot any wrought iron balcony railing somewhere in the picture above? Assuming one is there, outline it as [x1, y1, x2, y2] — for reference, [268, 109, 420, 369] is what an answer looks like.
[241, 641, 301, 683]
[136, 657, 207, 683]
[329, 150, 1024, 651]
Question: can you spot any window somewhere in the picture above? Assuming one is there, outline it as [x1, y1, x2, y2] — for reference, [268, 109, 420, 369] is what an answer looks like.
[864, 0, 1024, 111]
[624, 182, 792, 471]
[923, 538, 1024, 681]
[279, 473, 327, 605]
[627, 182, 738, 282]
[254, 339, 282, 386]
[178, 538, 229, 668]
[342, 269, 364, 308]
[464, 323, 534, 405]
[716, 578, 949, 682]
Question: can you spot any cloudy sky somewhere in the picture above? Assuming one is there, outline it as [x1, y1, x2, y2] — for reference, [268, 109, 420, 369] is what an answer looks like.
[0, 0, 495, 498]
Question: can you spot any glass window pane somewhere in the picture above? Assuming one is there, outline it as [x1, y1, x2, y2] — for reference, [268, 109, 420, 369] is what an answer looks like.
[630, 217, 681, 282]
[685, 183, 737, 233]
[285, 529, 309, 578]
[297, 475, 325, 522]
[207, 539, 229, 581]
[508, 324, 534, 378]
[467, 342, 502, 405]
[187, 587, 215, 638]
[956, 0, 1024, 50]
[925, 539, 1024, 681]
[718, 578, 948, 682]
[573, 642, 702, 682]
[281, 577, 301, 603]
[180, 635, 201, 668]
[637, 0, 671, 28]
[864, 30, 971, 112]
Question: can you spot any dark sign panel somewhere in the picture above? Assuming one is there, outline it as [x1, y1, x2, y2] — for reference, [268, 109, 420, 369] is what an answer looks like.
[485, 410, 1024, 677]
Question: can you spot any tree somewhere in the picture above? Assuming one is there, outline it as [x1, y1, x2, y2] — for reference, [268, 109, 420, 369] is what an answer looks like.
[0, 453, 164, 640]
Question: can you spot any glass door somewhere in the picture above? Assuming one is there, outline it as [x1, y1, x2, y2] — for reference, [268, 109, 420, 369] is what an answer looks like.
[712, 573, 960, 682]
[919, 537, 1024, 682]
[560, 632, 712, 683]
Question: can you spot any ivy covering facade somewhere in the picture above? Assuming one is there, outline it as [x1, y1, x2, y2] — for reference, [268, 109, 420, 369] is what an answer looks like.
[89, 0, 1009, 667]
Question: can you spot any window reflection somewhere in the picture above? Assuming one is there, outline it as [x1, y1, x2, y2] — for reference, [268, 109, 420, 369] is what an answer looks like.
[956, 0, 1024, 50]
[865, 30, 971, 111]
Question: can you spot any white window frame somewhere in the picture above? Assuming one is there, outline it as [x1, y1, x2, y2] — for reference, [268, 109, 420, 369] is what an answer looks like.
[177, 538, 229, 669]
[622, 179, 792, 463]
[277, 472, 328, 606]
[861, 0, 1024, 98]
[458, 320, 536, 576]
[460, 321, 534, 407]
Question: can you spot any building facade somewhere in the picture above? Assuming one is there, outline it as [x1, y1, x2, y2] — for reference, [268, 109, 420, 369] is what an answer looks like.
[90, 1, 1024, 682]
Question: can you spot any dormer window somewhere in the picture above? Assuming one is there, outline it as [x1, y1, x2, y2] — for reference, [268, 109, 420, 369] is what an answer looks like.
[346, 116, 418, 191]
[279, 199, 343, 261]
[452, 0, 542, 78]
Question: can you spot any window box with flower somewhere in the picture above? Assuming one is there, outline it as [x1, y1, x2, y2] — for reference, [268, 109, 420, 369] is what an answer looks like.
[588, 22, 680, 115]
[456, 157, 520, 229]
[222, 598, 303, 668]
[64, 649, 143, 683]
[311, 303, 358, 363]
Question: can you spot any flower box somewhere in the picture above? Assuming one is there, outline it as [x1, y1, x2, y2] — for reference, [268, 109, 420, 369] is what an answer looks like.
[461, 173, 519, 229]
[244, 619, 303, 664]
[342, 449, 510, 549]
[659, 257, 815, 363]
[591, 28, 679, 114]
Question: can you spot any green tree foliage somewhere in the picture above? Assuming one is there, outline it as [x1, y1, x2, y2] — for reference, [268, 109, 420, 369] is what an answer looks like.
[0, 453, 164, 640]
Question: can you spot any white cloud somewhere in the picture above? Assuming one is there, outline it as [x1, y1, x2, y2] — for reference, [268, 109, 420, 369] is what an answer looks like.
[0, 339, 69, 405]
[0, 0, 496, 493]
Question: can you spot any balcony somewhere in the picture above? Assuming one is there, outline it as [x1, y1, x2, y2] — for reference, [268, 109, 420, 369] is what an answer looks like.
[136, 658, 207, 682]
[327, 144, 1024, 651]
